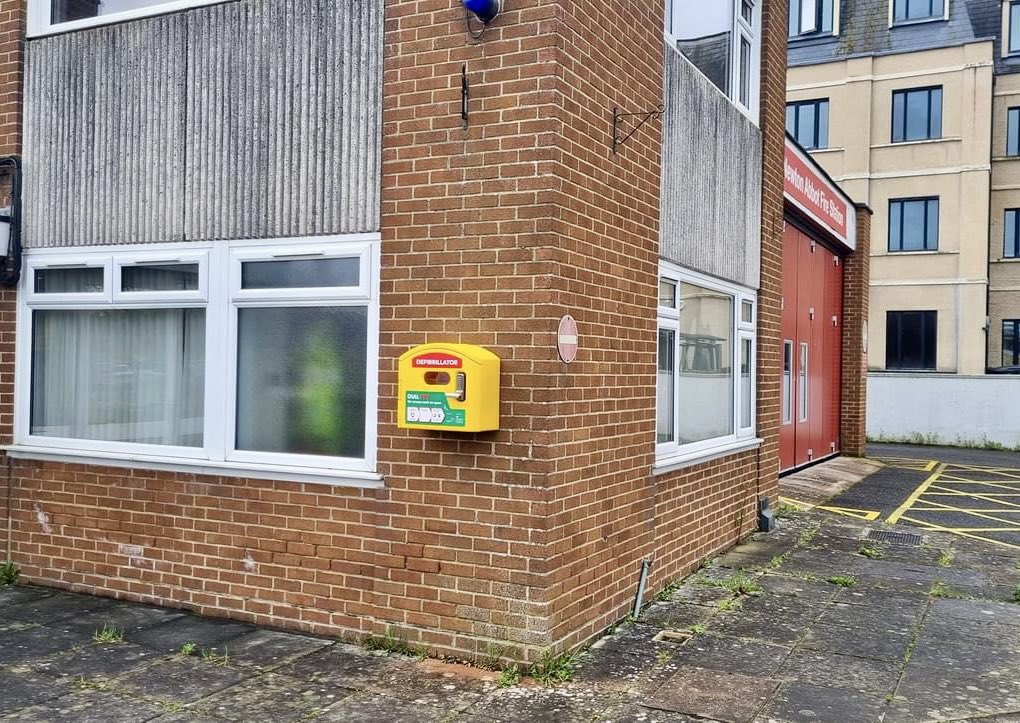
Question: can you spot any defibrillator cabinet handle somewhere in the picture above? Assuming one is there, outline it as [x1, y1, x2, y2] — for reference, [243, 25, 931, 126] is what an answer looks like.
[446, 372, 467, 402]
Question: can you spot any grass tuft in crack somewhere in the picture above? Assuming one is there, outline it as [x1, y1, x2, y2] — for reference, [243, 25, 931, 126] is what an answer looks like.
[937, 549, 954, 568]
[496, 663, 521, 688]
[529, 649, 574, 686]
[689, 623, 706, 635]
[0, 560, 19, 586]
[178, 642, 198, 656]
[929, 580, 965, 599]
[857, 543, 884, 559]
[200, 647, 230, 666]
[827, 575, 857, 588]
[362, 629, 428, 659]
[92, 624, 124, 644]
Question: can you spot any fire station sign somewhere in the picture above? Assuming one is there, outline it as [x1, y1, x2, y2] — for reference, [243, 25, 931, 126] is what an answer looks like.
[783, 138, 857, 252]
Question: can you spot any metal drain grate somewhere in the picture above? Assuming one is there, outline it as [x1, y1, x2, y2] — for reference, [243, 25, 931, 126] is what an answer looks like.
[867, 530, 922, 546]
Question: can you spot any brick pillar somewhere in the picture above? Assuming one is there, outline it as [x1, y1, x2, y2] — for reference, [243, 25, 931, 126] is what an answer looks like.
[0, 0, 25, 562]
[756, 0, 789, 501]
[840, 203, 873, 457]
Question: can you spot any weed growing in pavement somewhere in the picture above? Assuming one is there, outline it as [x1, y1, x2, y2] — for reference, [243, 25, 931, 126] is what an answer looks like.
[92, 624, 124, 644]
[529, 649, 574, 686]
[496, 664, 521, 688]
[797, 525, 820, 547]
[178, 642, 198, 656]
[74, 675, 109, 691]
[0, 560, 19, 586]
[477, 642, 516, 671]
[200, 648, 230, 667]
[775, 502, 802, 518]
[929, 580, 965, 599]
[827, 575, 857, 588]
[937, 550, 954, 568]
[656, 650, 673, 664]
[715, 574, 763, 596]
[717, 598, 741, 612]
[155, 701, 186, 713]
[1012, 585, 1020, 603]
[689, 624, 706, 635]
[362, 629, 427, 659]
[655, 577, 686, 602]
[857, 543, 885, 560]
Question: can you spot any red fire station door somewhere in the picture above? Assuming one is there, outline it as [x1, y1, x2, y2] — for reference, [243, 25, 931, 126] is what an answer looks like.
[780, 222, 844, 472]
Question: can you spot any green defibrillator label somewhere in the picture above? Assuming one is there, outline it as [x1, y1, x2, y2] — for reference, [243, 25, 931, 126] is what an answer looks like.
[405, 391, 466, 428]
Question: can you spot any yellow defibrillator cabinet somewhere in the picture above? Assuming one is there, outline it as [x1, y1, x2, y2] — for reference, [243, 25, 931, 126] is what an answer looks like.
[397, 344, 500, 432]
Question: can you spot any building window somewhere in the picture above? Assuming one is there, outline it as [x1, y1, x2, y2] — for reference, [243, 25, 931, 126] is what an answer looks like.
[886, 310, 937, 370]
[892, 87, 942, 142]
[1008, 108, 1020, 157]
[1010, 1, 1020, 54]
[789, 0, 835, 36]
[1003, 320, 1020, 367]
[17, 236, 380, 486]
[889, 197, 939, 252]
[1005, 209, 1020, 258]
[665, 0, 762, 121]
[892, 0, 945, 23]
[786, 99, 830, 150]
[29, 0, 227, 37]
[656, 264, 757, 466]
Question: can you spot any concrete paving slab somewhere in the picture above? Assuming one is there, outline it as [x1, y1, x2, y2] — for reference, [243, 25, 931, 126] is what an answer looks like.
[638, 600, 716, 630]
[754, 574, 839, 604]
[798, 622, 912, 661]
[318, 692, 457, 722]
[459, 685, 617, 723]
[113, 655, 247, 705]
[2, 691, 165, 723]
[709, 610, 812, 646]
[644, 666, 779, 723]
[197, 671, 355, 721]
[595, 702, 707, 722]
[755, 681, 886, 723]
[29, 641, 161, 681]
[271, 642, 415, 692]
[887, 665, 1020, 722]
[775, 649, 900, 695]
[3, 591, 117, 624]
[668, 634, 792, 678]
[125, 614, 255, 653]
[0, 584, 53, 607]
[214, 628, 332, 671]
[0, 667, 75, 709]
[0, 624, 85, 666]
[51, 602, 186, 638]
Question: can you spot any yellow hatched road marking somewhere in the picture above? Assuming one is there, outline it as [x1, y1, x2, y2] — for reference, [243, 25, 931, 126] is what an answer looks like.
[913, 507, 1020, 514]
[816, 505, 881, 521]
[887, 463, 947, 524]
[944, 465, 1020, 480]
[924, 460, 938, 472]
[925, 492, 1020, 497]
[927, 485, 1020, 509]
[909, 498, 1020, 529]
[930, 479, 1020, 492]
[900, 516, 1020, 551]
[778, 496, 815, 510]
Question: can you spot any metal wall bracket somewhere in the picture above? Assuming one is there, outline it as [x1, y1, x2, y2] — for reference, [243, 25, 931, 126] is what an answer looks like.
[612, 105, 664, 153]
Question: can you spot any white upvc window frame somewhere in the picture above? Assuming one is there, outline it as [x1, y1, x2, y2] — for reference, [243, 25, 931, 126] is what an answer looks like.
[28, 0, 231, 38]
[663, 0, 762, 125]
[11, 234, 382, 488]
[654, 262, 760, 473]
[789, 0, 841, 38]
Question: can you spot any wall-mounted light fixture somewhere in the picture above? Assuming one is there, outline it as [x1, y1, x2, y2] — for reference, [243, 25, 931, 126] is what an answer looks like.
[463, 0, 502, 38]
[0, 156, 21, 287]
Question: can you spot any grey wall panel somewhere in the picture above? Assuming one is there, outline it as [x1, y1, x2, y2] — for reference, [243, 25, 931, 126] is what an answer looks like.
[660, 48, 762, 289]
[184, 0, 382, 240]
[24, 17, 188, 247]
[23, 0, 382, 248]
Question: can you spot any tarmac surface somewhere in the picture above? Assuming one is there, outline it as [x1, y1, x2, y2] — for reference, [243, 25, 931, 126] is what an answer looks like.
[3, 450, 1020, 722]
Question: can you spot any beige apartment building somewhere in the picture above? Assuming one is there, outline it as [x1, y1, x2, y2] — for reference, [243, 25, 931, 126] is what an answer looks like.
[787, 0, 1020, 379]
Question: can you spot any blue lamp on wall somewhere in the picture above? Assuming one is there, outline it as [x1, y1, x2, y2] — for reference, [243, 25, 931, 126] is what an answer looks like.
[464, 0, 501, 24]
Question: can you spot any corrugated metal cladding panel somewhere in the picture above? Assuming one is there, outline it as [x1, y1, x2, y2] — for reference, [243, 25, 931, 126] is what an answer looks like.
[22, 0, 382, 248]
[24, 16, 188, 247]
[659, 47, 762, 290]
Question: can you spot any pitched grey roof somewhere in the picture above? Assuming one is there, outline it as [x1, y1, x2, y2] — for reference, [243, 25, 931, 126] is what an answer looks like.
[788, 0, 1020, 75]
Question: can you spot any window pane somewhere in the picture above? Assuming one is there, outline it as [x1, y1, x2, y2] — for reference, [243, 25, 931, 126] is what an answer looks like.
[925, 199, 939, 250]
[782, 341, 793, 425]
[892, 93, 906, 142]
[905, 91, 929, 140]
[657, 328, 675, 444]
[886, 310, 937, 370]
[889, 201, 903, 251]
[31, 308, 205, 446]
[741, 300, 754, 323]
[929, 88, 942, 138]
[817, 100, 829, 148]
[741, 0, 753, 24]
[677, 283, 733, 444]
[797, 103, 816, 147]
[902, 201, 926, 250]
[241, 257, 360, 290]
[1012, 4, 1020, 53]
[34, 267, 104, 294]
[121, 263, 199, 292]
[1007, 209, 1019, 258]
[52, 0, 183, 24]
[1004, 321, 1019, 366]
[786, 104, 796, 135]
[670, 2, 732, 96]
[236, 306, 367, 458]
[739, 37, 751, 107]
[789, 0, 801, 36]
[660, 280, 677, 308]
[1009, 109, 1020, 157]
[740, 337, 752, 429]
[800, 0, 818, 32]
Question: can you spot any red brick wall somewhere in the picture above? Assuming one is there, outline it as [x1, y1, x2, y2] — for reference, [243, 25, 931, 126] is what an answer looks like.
[841, 204, 872, 456]
[0, 0, 23, 565]
[3, 0, 788, 664]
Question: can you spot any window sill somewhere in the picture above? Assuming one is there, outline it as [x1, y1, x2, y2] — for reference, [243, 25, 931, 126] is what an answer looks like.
[2, 445, 384, 489]
[653, 437, 763, 476]
[992, 155, 1020, 162]
[874, 137, 960, 149]
[992, 257, 1020, 263]
[889, 16, 948, 29]
[882, 249, 941, 255]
